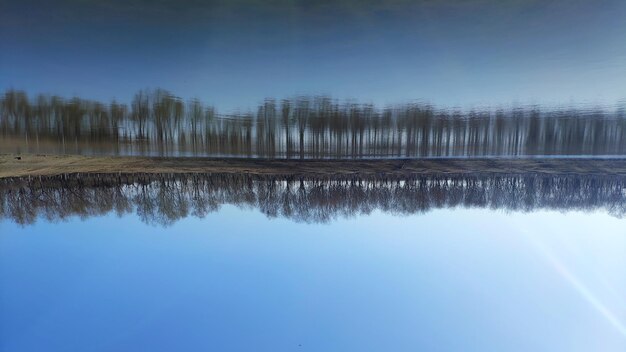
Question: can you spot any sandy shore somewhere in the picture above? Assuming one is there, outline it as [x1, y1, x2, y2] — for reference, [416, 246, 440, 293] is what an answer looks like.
[2, 154, 626, 178]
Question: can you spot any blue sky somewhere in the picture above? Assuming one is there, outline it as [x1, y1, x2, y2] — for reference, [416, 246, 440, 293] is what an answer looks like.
[1, 207, 625, 351]
[1, 0, 625, 111]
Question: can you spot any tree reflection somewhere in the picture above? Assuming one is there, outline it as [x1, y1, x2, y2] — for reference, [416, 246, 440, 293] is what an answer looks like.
[2, 89, 625, 157]
[2, 172, 625, 226]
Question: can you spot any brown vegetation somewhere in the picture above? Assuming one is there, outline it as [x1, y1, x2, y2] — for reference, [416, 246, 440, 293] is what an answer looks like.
[2, 171, 625, 226]
[3, 154, 626, 178]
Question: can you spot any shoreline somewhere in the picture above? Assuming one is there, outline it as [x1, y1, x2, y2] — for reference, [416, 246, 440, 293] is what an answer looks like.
[3, 154, 626, 178]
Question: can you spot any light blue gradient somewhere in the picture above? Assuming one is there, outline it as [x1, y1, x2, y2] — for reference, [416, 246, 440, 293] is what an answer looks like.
[1, 208, 625, 351]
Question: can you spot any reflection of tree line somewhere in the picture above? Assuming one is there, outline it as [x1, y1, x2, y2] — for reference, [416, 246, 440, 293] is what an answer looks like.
[2, 172, 625, 226]
[2, 89, 626, 157]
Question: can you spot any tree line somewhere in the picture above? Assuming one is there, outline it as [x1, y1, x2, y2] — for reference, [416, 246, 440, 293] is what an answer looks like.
[2, 89, 626, 157]
[2, 172, 625, 226]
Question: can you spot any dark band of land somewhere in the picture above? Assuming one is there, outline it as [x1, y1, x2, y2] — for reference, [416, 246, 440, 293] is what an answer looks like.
[2, 154, 626, 178]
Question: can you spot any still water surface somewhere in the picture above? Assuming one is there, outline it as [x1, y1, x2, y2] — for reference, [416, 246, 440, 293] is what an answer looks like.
[1, 205, 625, 351]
